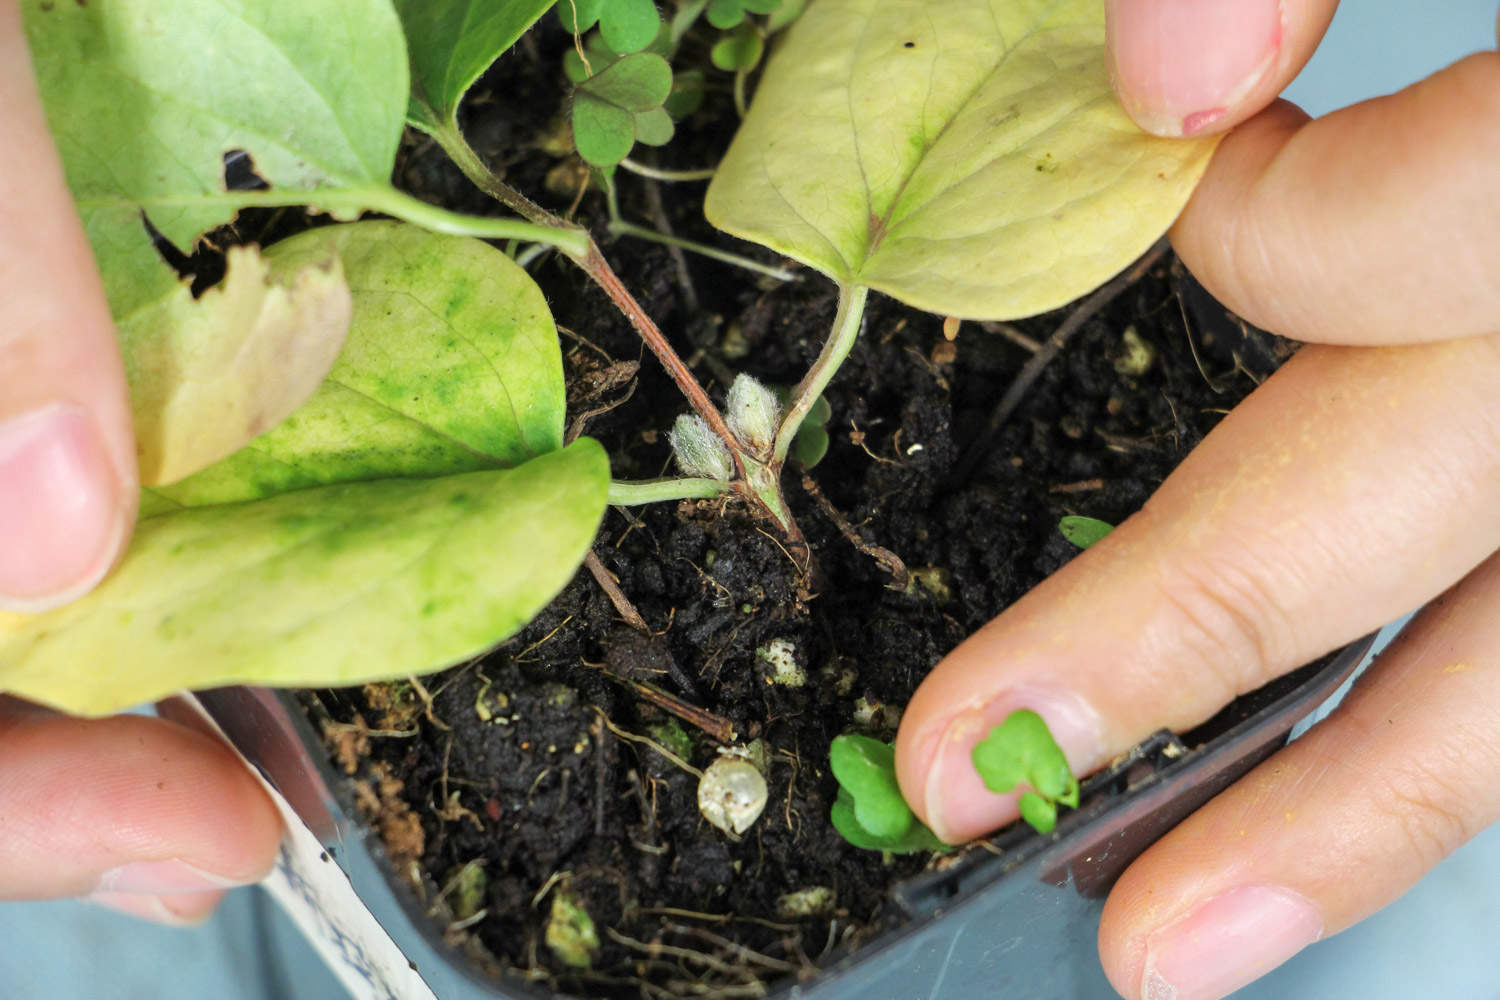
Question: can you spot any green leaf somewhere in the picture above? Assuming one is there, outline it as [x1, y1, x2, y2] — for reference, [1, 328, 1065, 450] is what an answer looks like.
[1058, 515, 1115, 549]
[0, 221, 609, 716]
[665, 69, 707, 118]
[148, 221, 568, 510]
[711, 24, 764, 71]
[396, 0, 559, 132]
[574, 96, 640, 166]
[828, 735, 947, 853]
[577, 51, 674, 110]
[634, 107, 676, 146]
[971, 710, 1081, 835]
[704, 0, 1219, 320]
[598, 0, 661, 53]
[0, 448, 608, 717]
[24, 0, 408, 318]
[572, 52, 674, 166]
[557, 0, 605, 33]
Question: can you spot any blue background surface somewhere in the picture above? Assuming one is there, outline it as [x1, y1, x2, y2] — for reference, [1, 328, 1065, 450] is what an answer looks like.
[3, 3, 1496, 997]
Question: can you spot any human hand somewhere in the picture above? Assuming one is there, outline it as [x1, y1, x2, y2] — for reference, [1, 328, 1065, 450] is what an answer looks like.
[894, 3, 1500, 999]
[0, 1, 281, 923]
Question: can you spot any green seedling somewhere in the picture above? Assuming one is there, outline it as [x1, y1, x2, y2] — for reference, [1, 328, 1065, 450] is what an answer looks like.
[971, 710, 1081, 835]
[572, 52, 675, 167]
[1059, 515, 1115, 549]
[545, 888, 601, 968]
[829, 734, 947, 853]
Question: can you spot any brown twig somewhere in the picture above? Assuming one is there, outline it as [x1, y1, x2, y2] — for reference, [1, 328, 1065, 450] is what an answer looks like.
[954, 238, 1171, 485]
[1049, 477, 1106, 494]
[622, 678, 736, 744]
[584, 552, 650, 633]
[799, 474, 909, 591]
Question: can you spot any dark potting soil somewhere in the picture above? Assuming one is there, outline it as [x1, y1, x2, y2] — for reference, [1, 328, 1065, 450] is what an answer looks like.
[300, 23, 1297, 1000]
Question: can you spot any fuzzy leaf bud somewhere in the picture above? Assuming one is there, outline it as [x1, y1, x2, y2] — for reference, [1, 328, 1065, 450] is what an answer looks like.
[725, 374, 781, 455]
[669, 413, 734, 482]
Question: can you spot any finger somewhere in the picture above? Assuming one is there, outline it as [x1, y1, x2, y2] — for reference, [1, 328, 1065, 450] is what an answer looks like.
[0, 704, 282, 926]
[0, 2, 137, 611]
[1170, 53, 1500, 345]
[1106, 0, 1339, 136]
[894, 332, 1500, 843]
[1098, 548, 1500, 1000]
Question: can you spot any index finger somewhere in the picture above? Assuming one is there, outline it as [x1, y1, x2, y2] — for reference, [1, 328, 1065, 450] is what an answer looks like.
[893, 331, 1500, 843]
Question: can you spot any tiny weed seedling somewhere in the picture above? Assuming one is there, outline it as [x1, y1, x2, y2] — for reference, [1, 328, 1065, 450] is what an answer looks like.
[971, 710, 1080, 835]
[829, 734, 947, 853]
[829, 711, 1080, 853]
[1058, 515, 1115, 549]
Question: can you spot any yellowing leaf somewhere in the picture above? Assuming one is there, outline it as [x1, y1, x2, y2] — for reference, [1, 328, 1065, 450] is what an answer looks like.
[704, 0, 1218, 319]
[0, 445, 608, 717]
[123, 246, 352, 486]
[0, 223, 609, 716]
[145, 221, 565, 511]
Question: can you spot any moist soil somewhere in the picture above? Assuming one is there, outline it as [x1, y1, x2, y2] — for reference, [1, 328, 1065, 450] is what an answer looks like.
[300, 22, 1295, 1000]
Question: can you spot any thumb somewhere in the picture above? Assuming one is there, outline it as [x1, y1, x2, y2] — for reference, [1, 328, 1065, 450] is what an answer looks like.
[1106, 0, 1339, 136]
[0, 3, 137, 611]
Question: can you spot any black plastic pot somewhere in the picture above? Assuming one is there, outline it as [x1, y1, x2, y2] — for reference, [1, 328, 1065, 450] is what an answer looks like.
[200, 633, 1374, 1000]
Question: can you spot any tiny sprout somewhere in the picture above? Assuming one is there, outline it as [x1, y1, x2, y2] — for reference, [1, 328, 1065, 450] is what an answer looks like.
[725, 374, 781, 455]
[669, 413, 734, 481]
[697, 754, 768, 835]
[545, 889, 601, 968]
[828, 734, 947, 853]
[1058, 515, 1114, 549]
[970, 710, 1080, 835]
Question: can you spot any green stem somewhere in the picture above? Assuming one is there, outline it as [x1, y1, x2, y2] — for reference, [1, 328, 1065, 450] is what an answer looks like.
[774, 284, 868, 466]
[427, 123, 749, 474]
[607, 219, 796, 282]
[104, 184, 594, 259]
[669, 0, 711, 45]
[608, 477, 729, 505]
[618, 158, 717, 183]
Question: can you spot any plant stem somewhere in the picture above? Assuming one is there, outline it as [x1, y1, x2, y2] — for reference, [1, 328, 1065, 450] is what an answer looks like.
[618, 158, 718, 183]
[428, 124, 751, 470]
[608, 477, 729, 505]
[774, 283, 868, 465]
[607, 219, 796, 282]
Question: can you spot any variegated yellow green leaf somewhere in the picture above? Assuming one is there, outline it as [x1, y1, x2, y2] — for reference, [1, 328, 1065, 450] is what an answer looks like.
[704, 0, 1218, 319]
[1, 222, 607, 716]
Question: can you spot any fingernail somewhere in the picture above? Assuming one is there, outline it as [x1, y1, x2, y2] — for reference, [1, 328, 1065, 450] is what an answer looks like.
[0, 404, 127, 611]
[87, 890, 221, 927]
[1107, 0, 1284, 136]
[1141, 885, 1323, 1000]
[921, 688, 1105, 843]
[94, 858, 251, 895]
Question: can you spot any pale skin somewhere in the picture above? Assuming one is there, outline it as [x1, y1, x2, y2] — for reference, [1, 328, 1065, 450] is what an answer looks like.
[1, 4, 1497, 998]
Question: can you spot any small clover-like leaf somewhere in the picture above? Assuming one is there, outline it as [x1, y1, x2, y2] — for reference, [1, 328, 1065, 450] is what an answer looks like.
[764, 0, 807, 32]
[706, 0, 779, 30]
[572, 52, 673, 166]
[711, 23, 765, 72]
[560, 0, 660, 54]
[1059, 515, 1114, 549]
[771, 386, 831, 469]
[971, 710, 1081, 835]
[665, 70, 707, 118]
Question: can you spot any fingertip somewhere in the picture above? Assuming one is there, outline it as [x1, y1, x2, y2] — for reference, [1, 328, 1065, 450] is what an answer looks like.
[1107, 0, 1336, 138]
[88, 888, 229, 927]
[0, 404, 133, 611]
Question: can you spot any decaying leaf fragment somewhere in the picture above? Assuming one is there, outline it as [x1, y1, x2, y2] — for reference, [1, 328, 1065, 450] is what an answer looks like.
[705, 0, 1219, 319]
[122, 246, 352, 486]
